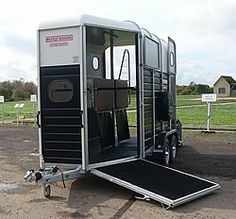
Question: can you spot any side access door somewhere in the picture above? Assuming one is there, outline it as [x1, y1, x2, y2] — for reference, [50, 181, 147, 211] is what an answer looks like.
[168, 37, 177, 122]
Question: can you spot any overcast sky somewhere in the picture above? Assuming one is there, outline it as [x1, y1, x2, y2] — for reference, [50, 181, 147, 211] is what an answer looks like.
[0, 0, 236, 85]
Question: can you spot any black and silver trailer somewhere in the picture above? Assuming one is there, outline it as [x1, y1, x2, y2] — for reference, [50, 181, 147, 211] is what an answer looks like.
[24, 15, 220, 208]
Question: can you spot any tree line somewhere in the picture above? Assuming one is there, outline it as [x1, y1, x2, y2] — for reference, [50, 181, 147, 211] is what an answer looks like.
[177, 82, 213, 95]
[0, 79, 212, 101]
[0, 80, 37, 101]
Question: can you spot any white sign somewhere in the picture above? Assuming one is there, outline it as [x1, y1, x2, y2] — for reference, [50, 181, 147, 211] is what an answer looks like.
[30, 94, 37, 102]
[40, 27, 80, 66]
[202, 94, 217, 102]
[0, 96, 4, 103]
[14, 104, 25, 108]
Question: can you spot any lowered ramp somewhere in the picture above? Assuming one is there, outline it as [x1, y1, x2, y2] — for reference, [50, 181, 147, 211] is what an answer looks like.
[91, 159, 220, 208]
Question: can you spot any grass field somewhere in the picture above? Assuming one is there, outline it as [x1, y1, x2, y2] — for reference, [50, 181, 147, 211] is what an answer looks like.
[177, 95, 202, 106]
[176, 95, 236, 128]
[127, 95, 236, 128]
[0, 100, 38, 121]
[0, 95, 236, 128]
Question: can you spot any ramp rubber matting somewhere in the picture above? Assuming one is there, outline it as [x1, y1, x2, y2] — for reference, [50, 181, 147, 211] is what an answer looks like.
[95, 159, 216, 200]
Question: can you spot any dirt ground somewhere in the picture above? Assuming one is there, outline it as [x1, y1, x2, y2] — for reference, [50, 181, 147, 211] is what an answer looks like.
[0, 127, 235, 219]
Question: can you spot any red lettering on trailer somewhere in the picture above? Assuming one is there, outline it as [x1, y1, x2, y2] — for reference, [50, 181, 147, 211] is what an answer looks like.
[45, 34, 73, 43]
[49, 42, 69, 47]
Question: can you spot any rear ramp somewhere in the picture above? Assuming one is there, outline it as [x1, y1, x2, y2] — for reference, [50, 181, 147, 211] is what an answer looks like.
[91, 159, 220, 208]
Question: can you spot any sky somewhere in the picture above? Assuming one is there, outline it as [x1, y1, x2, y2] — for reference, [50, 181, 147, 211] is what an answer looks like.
[0, 0, 236, 86]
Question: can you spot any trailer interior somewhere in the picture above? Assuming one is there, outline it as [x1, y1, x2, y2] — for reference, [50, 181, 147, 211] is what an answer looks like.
[86, 27, 138, 164]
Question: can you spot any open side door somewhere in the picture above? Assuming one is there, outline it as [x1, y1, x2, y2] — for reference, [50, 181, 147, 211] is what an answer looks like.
[91, 159, 220, 208]
[168, 37, 176, 75]
[168, 37, 177, 123]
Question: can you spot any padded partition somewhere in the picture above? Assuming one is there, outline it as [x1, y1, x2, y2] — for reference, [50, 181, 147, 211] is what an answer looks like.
[93, 79, 129, 111]
[115, 80, 129, 109]
[116, 110, 130, 142]
[97, 112, 115, 150]
[94, 79, 114, 111]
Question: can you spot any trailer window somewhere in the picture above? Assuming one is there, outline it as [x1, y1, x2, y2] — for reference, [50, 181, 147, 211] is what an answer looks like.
[48, 80, 74, 103]
[170, 52, 175, 67]
[92, 56, 99, 70]
[144, 37, 160, 69]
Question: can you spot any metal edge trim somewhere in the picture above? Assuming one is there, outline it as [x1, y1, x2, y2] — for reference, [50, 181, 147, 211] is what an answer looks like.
[172, 184, 221, 207]
[40, 63, 80, 67]
[83, 23, 140, 33]
[44, 162, 82, 169]
[88, 157, 138, 169]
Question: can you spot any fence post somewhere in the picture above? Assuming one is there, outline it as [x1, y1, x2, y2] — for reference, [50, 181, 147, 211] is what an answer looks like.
[33, 102, 36, 126]
[0, 96, 4, 124]
[30, 94, 37, 127]
[202, 94, 216, 132]
[16, 108, 19, 126]
[207, 102, 211, 131]
[2, 102, 4, 125]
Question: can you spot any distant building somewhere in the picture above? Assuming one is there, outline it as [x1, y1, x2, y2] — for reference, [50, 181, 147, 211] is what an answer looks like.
[213, 75, 236, 96]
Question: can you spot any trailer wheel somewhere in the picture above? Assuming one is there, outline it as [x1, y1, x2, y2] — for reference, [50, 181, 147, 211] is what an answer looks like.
[163, 139, 170, 165]
[170, 135, 177, 163]
[43, 184, 51, 198]
[155, 139, 170, 166]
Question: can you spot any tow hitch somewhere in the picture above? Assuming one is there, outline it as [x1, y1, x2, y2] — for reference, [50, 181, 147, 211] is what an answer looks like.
[24, 166, 81, 198]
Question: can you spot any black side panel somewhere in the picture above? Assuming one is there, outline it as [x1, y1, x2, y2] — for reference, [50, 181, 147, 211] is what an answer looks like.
[155, 92, 174, 121]
[143, 69, 164, 149]
[116, 110, 130, 142]
[40, 65, 82, 164]
[97, 112, 115, 150]
[95, 160, 216, 200]
[154, 71, 162, 134]
[143, 69, 153, 149]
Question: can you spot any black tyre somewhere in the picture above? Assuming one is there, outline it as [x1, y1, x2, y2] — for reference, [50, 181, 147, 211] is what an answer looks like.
[155, 138, 170, 166]
[163, 139, 170, 165]
[43, 184, 51, 198]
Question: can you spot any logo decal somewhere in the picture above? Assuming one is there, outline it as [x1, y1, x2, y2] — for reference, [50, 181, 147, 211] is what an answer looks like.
[45, 34, 73, 47]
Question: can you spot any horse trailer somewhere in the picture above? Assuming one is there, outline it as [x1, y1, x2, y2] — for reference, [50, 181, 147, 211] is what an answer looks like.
[25, 15, 220, 208]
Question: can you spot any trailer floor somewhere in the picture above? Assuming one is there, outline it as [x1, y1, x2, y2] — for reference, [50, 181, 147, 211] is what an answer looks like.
[94, 159, 216, 201]
[89, 137, 137, 163]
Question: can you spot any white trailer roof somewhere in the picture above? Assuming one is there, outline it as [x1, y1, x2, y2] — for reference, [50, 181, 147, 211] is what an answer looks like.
[39, 14, 141, 33]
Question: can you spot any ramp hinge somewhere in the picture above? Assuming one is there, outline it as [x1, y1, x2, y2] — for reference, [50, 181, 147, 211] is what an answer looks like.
[135, 194, 150, 201]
